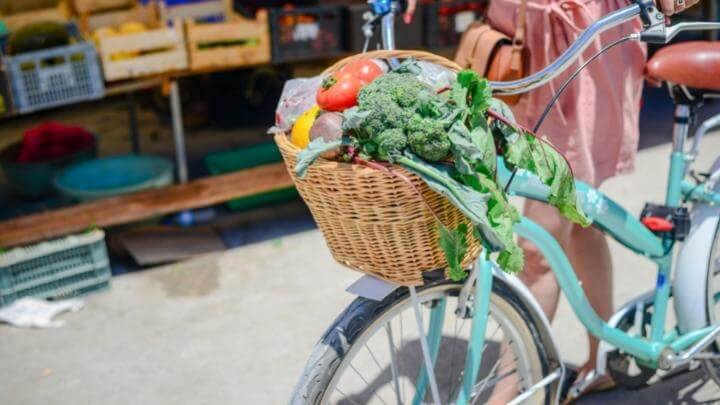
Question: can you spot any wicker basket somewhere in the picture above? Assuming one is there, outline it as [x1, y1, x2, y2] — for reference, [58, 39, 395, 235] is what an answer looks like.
[276, 50, 483, 286]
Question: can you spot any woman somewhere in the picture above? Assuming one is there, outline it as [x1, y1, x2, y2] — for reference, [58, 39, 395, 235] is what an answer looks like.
[404, 0, 699, 399]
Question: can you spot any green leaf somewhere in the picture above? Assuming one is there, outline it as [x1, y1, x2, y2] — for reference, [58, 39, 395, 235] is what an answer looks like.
[397, 153, 505, 251]
[448, 120, 496, 178]
[502, 130, 591, 227]
[393, 58, 422, 75]
[450, 80, 468, 109]
[439, 223, 469, 281]
[489, 98, 517, 123]
[342, 106, 370, 133]
[456, 70, 492, 127]
[295, 138, 343, 178]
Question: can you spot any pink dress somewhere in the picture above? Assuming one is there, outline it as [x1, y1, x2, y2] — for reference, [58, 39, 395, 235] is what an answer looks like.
[487, 0, 647, 186]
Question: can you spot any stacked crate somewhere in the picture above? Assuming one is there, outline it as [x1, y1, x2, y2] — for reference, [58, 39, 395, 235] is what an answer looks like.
[167, 0, 270, 71]
[74, 0, 187, 81]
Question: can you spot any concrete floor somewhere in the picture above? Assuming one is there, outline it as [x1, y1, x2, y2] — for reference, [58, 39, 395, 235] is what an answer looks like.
[3, 132, 720, 404]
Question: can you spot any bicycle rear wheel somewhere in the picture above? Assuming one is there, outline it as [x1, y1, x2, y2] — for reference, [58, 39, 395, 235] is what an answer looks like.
[702, 220, 720, 384]
[290, 275, 551, 404]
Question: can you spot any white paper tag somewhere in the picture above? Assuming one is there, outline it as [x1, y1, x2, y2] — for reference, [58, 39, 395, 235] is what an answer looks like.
[454, 11, 475, 33]
[346, 275, 400, 301]
[293, 22, 319, 42]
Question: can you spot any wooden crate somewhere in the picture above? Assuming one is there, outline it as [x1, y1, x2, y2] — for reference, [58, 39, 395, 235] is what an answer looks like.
[0, 0, 69, 32]
[97, 21, 187, 81]
[185, 10, 270, 71]
[77, 2, 188, 81]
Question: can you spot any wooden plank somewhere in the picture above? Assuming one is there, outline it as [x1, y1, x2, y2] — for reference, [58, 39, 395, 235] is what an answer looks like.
[83, 5, 151, 32]
[0, 162, 294, 248]
[164, 0, 225, 21]
[73, 0, 135, 14]
[2, 7, 68, 32]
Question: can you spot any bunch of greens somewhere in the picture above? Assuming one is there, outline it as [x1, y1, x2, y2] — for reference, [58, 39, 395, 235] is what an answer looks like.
[296, 61, 590, 280]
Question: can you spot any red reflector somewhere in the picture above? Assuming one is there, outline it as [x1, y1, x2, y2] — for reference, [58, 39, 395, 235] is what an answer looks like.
[642, 217, 674, 232]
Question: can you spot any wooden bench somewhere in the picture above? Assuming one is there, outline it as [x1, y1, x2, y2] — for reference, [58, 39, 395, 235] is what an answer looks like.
[0, 162, 292, 248]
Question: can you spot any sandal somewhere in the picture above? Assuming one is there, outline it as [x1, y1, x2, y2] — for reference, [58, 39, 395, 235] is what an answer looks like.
[562, 366, 616, 404]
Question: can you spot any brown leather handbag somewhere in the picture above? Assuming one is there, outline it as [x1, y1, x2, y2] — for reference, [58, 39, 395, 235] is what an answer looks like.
[454, 0, 528, 105]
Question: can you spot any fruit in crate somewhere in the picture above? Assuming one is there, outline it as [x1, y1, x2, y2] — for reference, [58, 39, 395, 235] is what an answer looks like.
[107, 21, 147, 61]
[7, 21, 70, 55]
[118, 21, 146, 34]
[91, 26, 117, 45]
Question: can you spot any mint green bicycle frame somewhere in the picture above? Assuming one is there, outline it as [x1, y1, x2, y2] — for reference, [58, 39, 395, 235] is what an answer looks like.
[413, 147, 720, 403]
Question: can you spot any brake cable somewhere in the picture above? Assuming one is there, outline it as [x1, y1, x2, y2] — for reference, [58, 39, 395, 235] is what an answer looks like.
[503, 34, 637, 191]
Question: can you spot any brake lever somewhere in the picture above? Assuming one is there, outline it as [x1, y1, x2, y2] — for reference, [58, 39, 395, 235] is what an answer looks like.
[642, 21, 720, 44]
[635, 0, 720, 44]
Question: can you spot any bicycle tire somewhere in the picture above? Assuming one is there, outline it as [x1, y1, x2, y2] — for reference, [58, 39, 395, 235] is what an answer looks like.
[289, 276, 553, 404]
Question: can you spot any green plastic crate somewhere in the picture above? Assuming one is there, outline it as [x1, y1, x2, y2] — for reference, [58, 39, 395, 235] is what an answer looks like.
[0, 230, 111, 307]
[204, 142, 298, 211]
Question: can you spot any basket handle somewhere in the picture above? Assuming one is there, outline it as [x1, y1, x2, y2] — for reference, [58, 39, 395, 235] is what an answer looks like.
[322, 50, 463, 76]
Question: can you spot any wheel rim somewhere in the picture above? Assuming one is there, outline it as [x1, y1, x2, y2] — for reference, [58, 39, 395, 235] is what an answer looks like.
[321, 283, 544, 404]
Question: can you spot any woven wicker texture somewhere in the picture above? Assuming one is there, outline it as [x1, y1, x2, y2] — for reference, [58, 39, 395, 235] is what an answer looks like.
[276, 50, 481, 286]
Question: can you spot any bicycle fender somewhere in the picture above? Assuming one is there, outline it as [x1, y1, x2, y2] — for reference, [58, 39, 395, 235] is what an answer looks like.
[674, 157, 720, 333]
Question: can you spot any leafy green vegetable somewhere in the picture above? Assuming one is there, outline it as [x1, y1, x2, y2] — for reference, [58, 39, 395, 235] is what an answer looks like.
[439, 223, 469, 281]
[295, 137, 344, 178]
[490, 99, 591, 226]
[318, 65, 590, 276]
[456, 70, 492, 127]
[398, 153, 504, 251]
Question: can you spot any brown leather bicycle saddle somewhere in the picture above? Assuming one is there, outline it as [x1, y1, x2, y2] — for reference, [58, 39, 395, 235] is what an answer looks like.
[646, 41, 720, 92]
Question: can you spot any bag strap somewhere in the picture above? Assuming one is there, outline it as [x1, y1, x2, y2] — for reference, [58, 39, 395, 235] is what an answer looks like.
[513, 0, 527, 49]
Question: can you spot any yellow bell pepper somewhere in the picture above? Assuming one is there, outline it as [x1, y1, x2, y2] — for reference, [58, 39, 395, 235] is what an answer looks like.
[291, 105, 320, 149]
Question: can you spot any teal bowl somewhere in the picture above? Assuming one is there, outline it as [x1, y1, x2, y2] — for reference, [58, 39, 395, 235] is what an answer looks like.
[0, 139, 97, 198]
[54, 154, 174, 201]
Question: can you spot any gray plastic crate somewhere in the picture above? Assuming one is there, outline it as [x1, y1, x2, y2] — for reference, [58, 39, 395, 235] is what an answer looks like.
[4, 42, 105, 114]
[0, 230, 111, 307]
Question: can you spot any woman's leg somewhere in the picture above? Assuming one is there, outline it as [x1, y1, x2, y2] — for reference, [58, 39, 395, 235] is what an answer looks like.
[518, 200, 573, 320]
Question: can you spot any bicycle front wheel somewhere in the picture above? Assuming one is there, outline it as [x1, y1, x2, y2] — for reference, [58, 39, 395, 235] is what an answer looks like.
[291, 276, 551, 404]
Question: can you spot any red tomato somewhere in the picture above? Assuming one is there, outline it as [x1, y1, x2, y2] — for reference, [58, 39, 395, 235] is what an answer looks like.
[340, 59, 384, 85]
[316, 73, 363, 112]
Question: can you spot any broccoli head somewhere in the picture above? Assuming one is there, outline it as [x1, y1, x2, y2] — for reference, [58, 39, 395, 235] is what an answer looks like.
[373, 128, 407, 161]
[358, 72, 435, 109]
[357, 93, 413, 138]
[348, 71, 452, 162]
[406, 114, 451, 162]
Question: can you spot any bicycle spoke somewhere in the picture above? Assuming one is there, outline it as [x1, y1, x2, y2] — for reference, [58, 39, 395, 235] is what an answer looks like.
[365, 343, 386, 376]
[471, 367, 518, 405]
[335, 386, 362, 405]
[447, 317, 473, 401]
[448, 322, 502, 402]
[468, 339, 515, 402]
[409, 286, 441, 405]
[384, 324, 403, 404]
[444, 311, 462, 403]
[348, 363, 389, 405]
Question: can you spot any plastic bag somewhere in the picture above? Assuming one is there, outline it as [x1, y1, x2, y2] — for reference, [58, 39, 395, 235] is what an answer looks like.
[269, 75, 322, 134]
[416, 60, 456, 89]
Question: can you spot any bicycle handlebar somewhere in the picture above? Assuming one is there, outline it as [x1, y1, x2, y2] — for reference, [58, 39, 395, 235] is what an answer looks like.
[373, 0, 720, 95]
[489, 3, 642, 95]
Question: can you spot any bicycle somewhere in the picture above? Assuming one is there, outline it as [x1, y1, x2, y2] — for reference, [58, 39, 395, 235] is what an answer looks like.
[290, 1, 720, 403]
